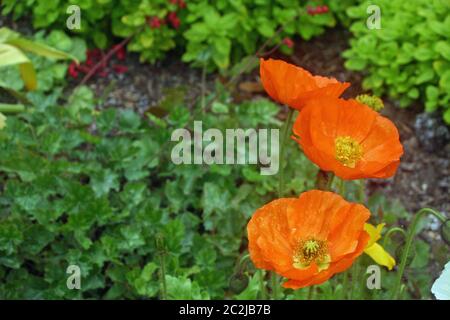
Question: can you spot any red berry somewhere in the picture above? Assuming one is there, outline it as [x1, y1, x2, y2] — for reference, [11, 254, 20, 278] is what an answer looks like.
[167, 12, 180, 29]
[113, 45, 126, 61]
[282, 37, 294, 48]
[178, 0, 186, 8]
[168, 12, 177, 21]
[68, 62, 79, 78]
[147, 16, 161, 29]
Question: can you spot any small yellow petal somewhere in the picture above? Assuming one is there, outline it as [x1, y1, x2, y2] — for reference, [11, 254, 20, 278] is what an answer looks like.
[364, 223, 385, 248]
[364, 242, 396, 270]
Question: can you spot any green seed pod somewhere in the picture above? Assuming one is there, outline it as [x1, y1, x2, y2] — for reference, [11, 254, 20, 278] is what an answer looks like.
[229, 273, 249, 294]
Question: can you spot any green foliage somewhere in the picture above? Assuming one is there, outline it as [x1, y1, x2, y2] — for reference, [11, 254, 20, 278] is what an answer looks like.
[0, 83, 317, 298]
[1, 0, 357, 70]
[344, 0, 450, 123]
[0, 27, 78, 94]
[0, 29, 85, 94]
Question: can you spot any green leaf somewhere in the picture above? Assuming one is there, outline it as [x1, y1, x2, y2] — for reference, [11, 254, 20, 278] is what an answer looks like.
[0, 44, 36, 90]
[344, 58, 367, 71]
[435, 41, 450, 61]
[7, 38, 77, 63]
[165, 275, 210, 300]
[439, 70, 450, 91]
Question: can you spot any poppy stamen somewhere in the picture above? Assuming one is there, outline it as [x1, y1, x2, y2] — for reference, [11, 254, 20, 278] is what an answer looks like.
[335, 136, 363, 168]
[293, 238, 330, 271]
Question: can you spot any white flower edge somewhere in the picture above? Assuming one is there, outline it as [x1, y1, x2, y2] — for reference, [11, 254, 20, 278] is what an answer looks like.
[431, 261, 450, 300]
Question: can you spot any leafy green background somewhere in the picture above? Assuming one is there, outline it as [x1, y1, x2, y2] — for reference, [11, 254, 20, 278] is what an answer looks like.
[344, 0, 450, 123]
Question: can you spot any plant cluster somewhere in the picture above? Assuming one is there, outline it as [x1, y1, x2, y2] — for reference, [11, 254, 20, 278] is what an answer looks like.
[344, 0, 450, 123]
[0, 82, 320, 298]
[1, 0, 357, 70]
[250, 58, 448, 299]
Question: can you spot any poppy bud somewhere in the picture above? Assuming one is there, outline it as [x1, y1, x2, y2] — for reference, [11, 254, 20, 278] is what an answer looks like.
[229, 272, 249, 294]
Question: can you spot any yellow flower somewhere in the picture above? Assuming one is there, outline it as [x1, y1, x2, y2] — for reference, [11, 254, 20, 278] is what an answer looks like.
[0, 112, 6, 130]
[364, 223, 396, 270]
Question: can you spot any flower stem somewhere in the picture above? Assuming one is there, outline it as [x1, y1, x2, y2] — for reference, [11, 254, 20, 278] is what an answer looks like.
[392, 208, 446, 299]
[307, 285, 316, 300]
[156, 234, 167, 300]
[278, 107, 295, 198]
[259, 270, 267, 300]
[349, 260, 361, 299]
[341, 271, 349, 299]
[382, 227, 407, 248]
[271, 273, 279, 299]
[0, 103, 25, 113]
[269, 107, 294, 300]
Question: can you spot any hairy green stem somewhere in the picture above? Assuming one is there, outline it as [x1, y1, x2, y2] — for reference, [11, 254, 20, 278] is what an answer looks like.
[307, 285, 316, 300]
[382, 227, 407, 248]
[326, 173, 335, 191]
[0, 103, 25, 113]
[338, 177, 346, 197]
[270, 107, 294, 300]
[349, 260, 361, 299]
[158, 252, 167, 300]
[392, 208, 446, 299]
[278, 107, 295, 198]
[259, 270, 267, 300]
[341, 271, 349, 299]
[271, 273, 279, 300]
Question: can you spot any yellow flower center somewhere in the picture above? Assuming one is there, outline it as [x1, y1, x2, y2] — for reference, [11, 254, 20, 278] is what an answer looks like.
[335, 136, 363, 168]
[293, 238, 330, 271]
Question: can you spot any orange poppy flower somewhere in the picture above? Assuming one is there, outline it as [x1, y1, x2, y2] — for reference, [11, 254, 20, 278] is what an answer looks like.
[292, 97, 403, 180]
[259, 58, 350, 110]
[247, 190, 370, 289]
